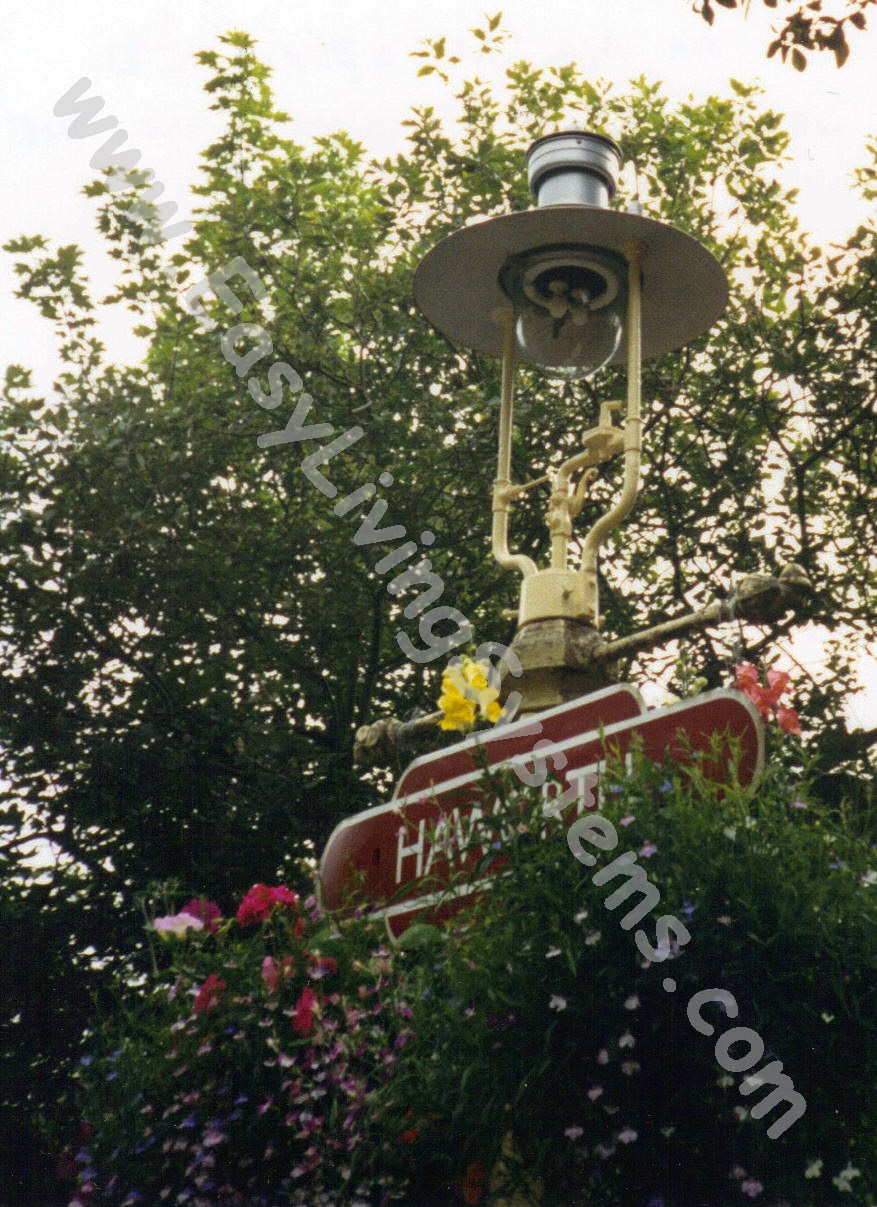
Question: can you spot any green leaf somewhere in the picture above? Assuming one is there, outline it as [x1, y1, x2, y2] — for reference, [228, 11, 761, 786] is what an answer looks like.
[395, 923, 445, 950]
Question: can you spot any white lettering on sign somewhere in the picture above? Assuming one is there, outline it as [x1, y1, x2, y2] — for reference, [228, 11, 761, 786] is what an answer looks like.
[392, 754, 633, 887]
[396, 818, 426, 882]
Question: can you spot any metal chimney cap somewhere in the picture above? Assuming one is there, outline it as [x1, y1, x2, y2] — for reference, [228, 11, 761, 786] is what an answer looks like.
[527, 131, 623, 207]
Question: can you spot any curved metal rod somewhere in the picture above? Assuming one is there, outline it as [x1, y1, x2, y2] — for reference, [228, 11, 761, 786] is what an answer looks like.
[580, 243, 644, 624]
[492, 310, 538, 580]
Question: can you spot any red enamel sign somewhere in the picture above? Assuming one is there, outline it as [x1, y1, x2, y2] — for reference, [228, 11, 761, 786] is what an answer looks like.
[320, 686, 762, 937]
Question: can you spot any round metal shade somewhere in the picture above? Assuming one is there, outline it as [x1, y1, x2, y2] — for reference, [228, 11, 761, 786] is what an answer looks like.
[413, 205, 729, 364]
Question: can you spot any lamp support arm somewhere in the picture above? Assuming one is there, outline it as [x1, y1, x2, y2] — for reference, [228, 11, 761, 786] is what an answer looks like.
[594, 564, 813, 665]
[580, 243, 644, 625]
[594, 601, 729, 665]
[492, 310, 538, 579]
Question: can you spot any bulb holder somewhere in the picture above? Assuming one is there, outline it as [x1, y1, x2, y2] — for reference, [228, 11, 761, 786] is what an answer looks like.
[499, 244, 626, 379]
[499, 244, 625, 316]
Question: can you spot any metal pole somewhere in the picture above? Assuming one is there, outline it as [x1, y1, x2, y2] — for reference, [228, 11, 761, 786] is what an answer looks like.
[492, 311, 537, 579]
[579, 242, 644, 624]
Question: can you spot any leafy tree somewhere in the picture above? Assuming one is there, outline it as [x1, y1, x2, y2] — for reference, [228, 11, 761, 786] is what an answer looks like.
[0, 24, 874, 1202]
[691, 0, 875, 68]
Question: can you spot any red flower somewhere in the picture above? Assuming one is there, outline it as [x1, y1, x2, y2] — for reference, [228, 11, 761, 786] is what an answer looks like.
[459, 1161, 486, 1205]
[193, 973, 227, 1014]
[236, 883, 299, 927]
[292, 986, 317, 1035]
[181, 897, 222, 933]
[398, 1128, 419, 1144]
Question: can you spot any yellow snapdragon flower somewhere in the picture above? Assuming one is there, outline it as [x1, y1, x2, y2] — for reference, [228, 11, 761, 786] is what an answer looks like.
[437, 656, 504, 732]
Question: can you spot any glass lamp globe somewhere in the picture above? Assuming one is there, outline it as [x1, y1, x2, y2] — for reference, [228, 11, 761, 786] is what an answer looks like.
[502, 246, 625, 381]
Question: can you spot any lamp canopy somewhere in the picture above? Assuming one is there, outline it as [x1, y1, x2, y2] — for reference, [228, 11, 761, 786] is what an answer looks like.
[413, 131, 729, 365]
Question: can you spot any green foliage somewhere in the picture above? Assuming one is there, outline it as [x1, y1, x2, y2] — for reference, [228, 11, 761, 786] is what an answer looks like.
[0, 22, 874, 1200]
[387, 753, 877, 1205]
[691, 0, 874, 69]
[67, 756, 877, 1205]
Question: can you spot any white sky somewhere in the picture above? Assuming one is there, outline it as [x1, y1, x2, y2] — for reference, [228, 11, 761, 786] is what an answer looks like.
[0, 0, 875, 726]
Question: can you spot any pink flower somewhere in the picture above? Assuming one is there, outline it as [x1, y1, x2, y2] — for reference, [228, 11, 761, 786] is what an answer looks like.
[741, 1177, 764, 1197]
[765, 668, 790, 697]
[734, 662, 760, 692]
[261, 956, 280, 995]
[236, 883, 299, 927]
[181, 897, 222, 933]
[776, 706, 802, 736]
[734, 662, 801, 734]
[193, 973, 227, 1014]
[638, 842, 658, 858]
[618, 1126, 638, 1144]
[587, 1086, 603, 1101]
[618, 814, 636, 827]
[292, 986, 317, 1035]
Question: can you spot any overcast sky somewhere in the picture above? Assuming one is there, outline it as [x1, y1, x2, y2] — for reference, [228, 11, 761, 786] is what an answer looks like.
[1, 0, 874, 722]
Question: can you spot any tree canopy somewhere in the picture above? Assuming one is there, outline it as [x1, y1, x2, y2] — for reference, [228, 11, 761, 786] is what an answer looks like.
[0, 24, 875, 1202]
[692, 0, 875, 68]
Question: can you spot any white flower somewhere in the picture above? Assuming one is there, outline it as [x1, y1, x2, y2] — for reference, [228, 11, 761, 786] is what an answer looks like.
[574, 907, 589, 924]
[723, 826, 737, 840]
[618, 1126, 637, 1144]
[618, 1031, 635, 1049]
[832, 1165, 861, 1193]
[549, 994, 568, 1011]
[545, 946, 562, 959]
[717, 1074, 734, 1088]
[733, 1106, 749, 1121]
[861, 870, 877, 887]
[152, 912, 204, 937]
[564, 1124, 584, 1140]
[624, 994, 640, 1010]
[585, 930, 601, 946]
[804, 1159, 823, 1179]
[821, 1012, 835, 1024]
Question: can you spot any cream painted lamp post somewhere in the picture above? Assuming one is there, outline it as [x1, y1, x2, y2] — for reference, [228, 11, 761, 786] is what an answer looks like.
[353, 132, 809, 756]
[413, 131, 729, 709]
